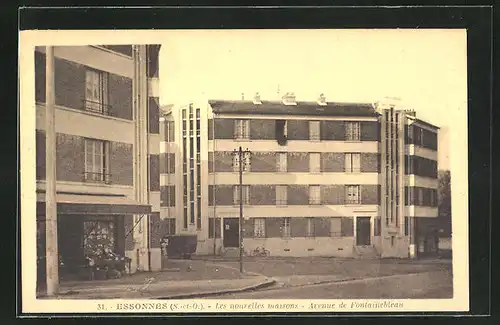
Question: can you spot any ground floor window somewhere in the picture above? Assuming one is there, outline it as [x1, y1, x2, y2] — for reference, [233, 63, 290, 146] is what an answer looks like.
[254, 218, 266, 238]
[281, 217, 291, 238]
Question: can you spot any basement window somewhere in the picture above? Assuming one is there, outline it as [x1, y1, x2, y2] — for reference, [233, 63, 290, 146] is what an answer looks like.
[275, 120, 288, 146]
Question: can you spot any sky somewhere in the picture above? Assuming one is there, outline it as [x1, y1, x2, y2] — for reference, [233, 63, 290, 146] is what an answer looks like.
[159, 29, 467, 170]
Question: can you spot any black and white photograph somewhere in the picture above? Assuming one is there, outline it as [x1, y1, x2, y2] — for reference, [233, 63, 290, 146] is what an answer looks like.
[20, 28, 468, 313]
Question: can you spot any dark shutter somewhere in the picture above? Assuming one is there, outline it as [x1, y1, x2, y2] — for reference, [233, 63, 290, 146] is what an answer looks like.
[243, 219, 254, 238]
[314, 217, 331, 237]
[265, 218, 282, 238]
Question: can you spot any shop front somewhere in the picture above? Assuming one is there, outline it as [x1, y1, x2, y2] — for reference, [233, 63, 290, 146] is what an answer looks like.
[36, 192, 151, 286]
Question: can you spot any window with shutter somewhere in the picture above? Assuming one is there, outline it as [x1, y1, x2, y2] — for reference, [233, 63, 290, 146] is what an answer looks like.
[309, 153, 321, 173]
[254, 218, 266, 238]
[309, 185, 321, 205]
[346, 185, 360, 204]
[276, 185, 288, 205]
[309, 121, 320, 141]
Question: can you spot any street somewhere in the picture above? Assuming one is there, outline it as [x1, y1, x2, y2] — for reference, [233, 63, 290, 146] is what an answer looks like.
[212, 270, 453, 299]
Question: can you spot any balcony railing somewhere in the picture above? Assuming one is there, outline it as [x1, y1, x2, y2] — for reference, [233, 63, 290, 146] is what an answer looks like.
[84, 172, 112, 184]
[83, 100, 112, 116]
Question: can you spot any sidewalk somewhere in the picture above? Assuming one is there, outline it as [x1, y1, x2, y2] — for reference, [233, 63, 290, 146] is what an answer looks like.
[38, 259, 275, 300]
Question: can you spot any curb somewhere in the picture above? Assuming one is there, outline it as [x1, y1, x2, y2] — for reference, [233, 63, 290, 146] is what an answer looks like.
[158, 278, 277, 299]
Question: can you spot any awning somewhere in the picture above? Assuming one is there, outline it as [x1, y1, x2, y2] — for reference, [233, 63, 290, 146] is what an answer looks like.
[36, 192, 152, 217]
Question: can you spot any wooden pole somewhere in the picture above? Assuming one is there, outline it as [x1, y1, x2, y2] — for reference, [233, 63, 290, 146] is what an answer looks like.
[45, 46, 59, 296]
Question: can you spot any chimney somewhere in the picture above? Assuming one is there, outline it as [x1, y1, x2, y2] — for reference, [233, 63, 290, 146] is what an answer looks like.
[253, 92, 262, 104]
[404, 109, 416, 117]
[282, 92, 296, 105]
[241, 93, 245, 100]
[317, 93, 327, 106]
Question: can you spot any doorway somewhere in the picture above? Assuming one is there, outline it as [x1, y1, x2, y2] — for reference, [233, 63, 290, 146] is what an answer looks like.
[223, 218, 240, 248]
[356, 217, 371, 246]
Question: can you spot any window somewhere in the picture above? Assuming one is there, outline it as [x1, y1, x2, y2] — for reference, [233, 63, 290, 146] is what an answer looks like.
[404, 217, 409, 236]
[85, 139, 109, 183]
[345, 121, 360, 141]
[374, 217, 381, 236]
[345, 153, 361, 173]
[165, 218, 176, 235]
[346, 185, 360, 204]
[234, 120, 250, 139]
[309, 153, 321, 173]
[282, 217, 291, 237]
[309, 185, 321, 205]
[276, 185, 288, 205]
[309, 121, 320, 141]
[306, 218, 315, 237]
[407, 124, 414, 143]
[233, 185, 250, 205]
[330, 217, 342, 237]
[276, 152, 287, 172]
[233, 151, 251, 172]
[254, 218, 266, 238]
[85, 69, 109, 114]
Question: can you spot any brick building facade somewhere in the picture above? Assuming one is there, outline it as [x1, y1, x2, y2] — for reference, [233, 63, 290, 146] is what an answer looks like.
[35, 45, 162, 283]
[159, 93, 439, 258]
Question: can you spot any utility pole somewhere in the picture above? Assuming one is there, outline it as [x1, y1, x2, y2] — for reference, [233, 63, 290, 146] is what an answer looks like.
[45, 46, 59, 296]
[233, 146, 251, 273]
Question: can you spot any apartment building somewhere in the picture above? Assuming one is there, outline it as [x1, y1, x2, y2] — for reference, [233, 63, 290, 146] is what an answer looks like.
[35, 44, 163, 283]
[159, 93, 439, 258]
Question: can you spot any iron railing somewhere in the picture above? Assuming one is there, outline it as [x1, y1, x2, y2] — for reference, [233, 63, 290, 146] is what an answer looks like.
[83, 99, 112, 116]
[84, 172, 112, 184]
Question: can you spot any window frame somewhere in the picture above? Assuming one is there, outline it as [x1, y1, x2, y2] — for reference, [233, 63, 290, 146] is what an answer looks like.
[84, 68, 109, 115]
[84, 138, 109, 184]
[345, 185, 361, 205]
[275, 185, 288, 206]
[345, 121, 361, 141]
[309, 152, 321, 173]
[276, 152, 288, 172]
[233, 185, 250, 205]
[281, 217, 291, 238]
[253, 218, 266, 238]
[306, 217, 315, 238]
[234, 119, 250, 140]
[309, 185, 321, 205]
[345, 152, 361, 173]
[309, 120, 321, 141]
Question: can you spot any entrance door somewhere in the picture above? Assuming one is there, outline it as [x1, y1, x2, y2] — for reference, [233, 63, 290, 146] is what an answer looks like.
[223, 218, 240, 248]
[356, 217, 371, 246]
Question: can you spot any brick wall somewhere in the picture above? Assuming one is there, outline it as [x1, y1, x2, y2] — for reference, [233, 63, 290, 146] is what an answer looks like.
[360, 153, 379, 172]
[321, 185, 345, 205]
[54, 57, 86, 110]
[211, 119, 234, 139]
[208, 185, 233, 206]
[36, 130, 46, 180]
[109, 141, 133, 186]
[160, 186, 175, 207]
[108, 73, 133, 120]
[287, 120, 309, 140]
[250, 152, 276, 172]
[288, 185, 309, 205]
[321, 153, 344, 172]
[320, 121, 345, 140]
[250, 119, 275, 140]
[250, 185, 276, 205]
[148, 97, 160, 134]
[287, 152, 309, 172]
[56, 133, 85, 182]
[360, 185, 380, 204]
[160, 153, 175, 174]
[341, 217, 354, 236]
[265, 218, 283, 238]
[314, 217, 331, 237]
[210, 151, 234, 172]
[360, 121, 380, 141]
[149, 154, 160, 191]
[35, 51, 46, 103]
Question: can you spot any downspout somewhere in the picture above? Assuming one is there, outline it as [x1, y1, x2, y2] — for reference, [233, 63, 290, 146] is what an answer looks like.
[145, 45, 152, 272]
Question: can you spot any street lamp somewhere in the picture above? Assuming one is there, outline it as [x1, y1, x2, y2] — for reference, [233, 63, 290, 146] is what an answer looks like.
[232, 146, 251, 273]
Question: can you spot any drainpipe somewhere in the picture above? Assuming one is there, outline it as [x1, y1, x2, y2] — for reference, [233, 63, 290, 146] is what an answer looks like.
[212, 111, 217, 255]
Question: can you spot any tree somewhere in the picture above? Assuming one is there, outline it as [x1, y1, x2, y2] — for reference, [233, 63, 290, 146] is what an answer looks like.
[437, 170, 452, 236]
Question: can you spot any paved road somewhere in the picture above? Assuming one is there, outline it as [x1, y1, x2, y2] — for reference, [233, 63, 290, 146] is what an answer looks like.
[215, 270, 453, 299]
